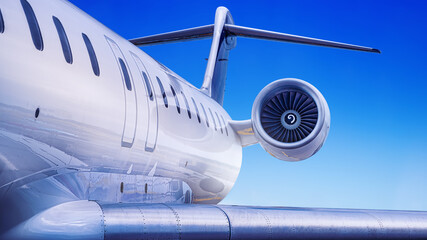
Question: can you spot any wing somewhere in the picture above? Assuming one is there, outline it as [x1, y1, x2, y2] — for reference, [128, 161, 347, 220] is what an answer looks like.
[4, 201, 427, 239]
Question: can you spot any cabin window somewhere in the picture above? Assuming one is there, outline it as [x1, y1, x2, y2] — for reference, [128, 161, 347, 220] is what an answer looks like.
[191, 98, 201, 123]
[221, 115, 229, 136]
[0, 9, 4, 33]
[34, 108, 40, 118]
[141, 72, 153, 100]
[170, 85, 180, 114]
[181, 92, 191, 119]
[156, 77, 168, 107]
[118, 58, 132, 91]
[52, 16, 72, 64]
[208, 108, 217, 131]
[21, 0, 43, 50]
[82, 33, 100, 76]
[200, 103, 209, 127]
[215, 112, 223, 134]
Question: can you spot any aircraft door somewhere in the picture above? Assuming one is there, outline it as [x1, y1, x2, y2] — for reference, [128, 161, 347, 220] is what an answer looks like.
[130, 52, 158, 152]
[105, 37, 137, 148]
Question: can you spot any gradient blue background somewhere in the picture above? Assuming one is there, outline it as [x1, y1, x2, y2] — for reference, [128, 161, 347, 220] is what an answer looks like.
[69, 0, 427, 211]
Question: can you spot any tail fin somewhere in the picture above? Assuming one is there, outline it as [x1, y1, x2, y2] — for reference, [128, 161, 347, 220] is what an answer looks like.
[201, 7, 235, 105]
[130, 7, 379, 105]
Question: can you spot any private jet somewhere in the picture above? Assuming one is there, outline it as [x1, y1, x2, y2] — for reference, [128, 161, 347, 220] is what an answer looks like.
[1, 0, 427, 239]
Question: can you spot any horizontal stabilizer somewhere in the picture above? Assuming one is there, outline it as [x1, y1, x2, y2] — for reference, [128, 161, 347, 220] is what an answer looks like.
[130, 25, 214, 46]
[224, 24, 380, 53]
[129, 6, 380, 106]
[130, 24, 380, 53]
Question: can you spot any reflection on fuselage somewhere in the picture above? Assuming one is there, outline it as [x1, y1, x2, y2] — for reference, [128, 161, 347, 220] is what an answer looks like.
[0, 1, 242, 226]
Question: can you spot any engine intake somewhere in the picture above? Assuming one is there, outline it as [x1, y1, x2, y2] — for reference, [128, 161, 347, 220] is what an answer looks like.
[252, 78, 330, 161]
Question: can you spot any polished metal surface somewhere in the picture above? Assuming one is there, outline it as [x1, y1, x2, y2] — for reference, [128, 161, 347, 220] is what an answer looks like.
[4, 201, 427, 239]
[101, 203, 230, 240]
[0, 129, 192, 235]
[220, 205, 427, 239]
[0, 0, 241, 236]
[2, 0, 423, 239]
[0, 0, 242, 208]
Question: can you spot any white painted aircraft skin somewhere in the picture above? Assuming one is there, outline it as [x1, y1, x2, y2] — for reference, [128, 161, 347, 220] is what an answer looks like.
[0, 0, 241, 205]
[4, 1, 425, 239]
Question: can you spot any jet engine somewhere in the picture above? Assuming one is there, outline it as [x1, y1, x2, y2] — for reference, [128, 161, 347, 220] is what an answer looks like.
[252, 78, 330, 161]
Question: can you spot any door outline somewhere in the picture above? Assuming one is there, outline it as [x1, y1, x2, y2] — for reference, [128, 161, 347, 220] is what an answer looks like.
[130, 52, 159, 152]
[105, 36, 137, 148]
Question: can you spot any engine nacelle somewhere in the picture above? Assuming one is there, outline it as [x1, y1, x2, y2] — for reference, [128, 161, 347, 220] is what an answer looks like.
[252, 78, 330, 161]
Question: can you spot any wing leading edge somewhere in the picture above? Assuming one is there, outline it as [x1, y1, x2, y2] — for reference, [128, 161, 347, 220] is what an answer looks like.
[5, 201, 427, 239]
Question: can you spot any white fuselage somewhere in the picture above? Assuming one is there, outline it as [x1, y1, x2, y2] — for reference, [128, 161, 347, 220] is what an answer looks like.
[0, 0, 242, 204]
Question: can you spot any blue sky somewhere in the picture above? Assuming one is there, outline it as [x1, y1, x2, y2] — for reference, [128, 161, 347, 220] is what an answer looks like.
[69, 0, 427, 211]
